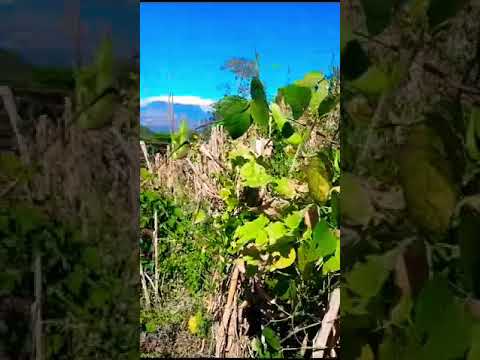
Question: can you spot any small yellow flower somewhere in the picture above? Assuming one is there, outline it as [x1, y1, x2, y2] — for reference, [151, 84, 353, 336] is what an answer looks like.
[188, 312, 202, 334]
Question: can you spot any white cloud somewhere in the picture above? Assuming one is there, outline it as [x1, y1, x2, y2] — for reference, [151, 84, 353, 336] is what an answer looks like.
[140, 95, 216, 112]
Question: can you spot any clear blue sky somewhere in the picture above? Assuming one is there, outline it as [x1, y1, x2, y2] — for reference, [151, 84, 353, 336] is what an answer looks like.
[141, 2, 339, 102]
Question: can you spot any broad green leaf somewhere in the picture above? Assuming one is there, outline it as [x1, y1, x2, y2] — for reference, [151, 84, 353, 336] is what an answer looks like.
[415, 277, 472, 360]
[270, 103, 287, 130]
[194, 209, 207, 224]
[341, 173, 375, 226]
[250, 77, 269, 128]
[360, 0, 393, 35]
[262, 327, 282, 351]
[234, 215, 270, 248]
[350, 66, 389, 96]
[265, 222, 288, 245]
[318, 95, 339, 117]
[305, 157, 332, 204]
[284, 210, 304, 230]
[278, 84, 311, 119]
[398, 145, 457, 234]
[342, 40, 371, 81]
[312, 219, 337, 258]
[286, 132, 303, 145]
[297, 244, 308, 273]
[215, 96, 252, 139]
[322, 239, 340, 274]
[243, 255, 261, 266]
[294, 71, 325, 88]
[274, 177, 296, 199]
[345, 252, 393, 300]
[270, 248, 296, 271]
[281, 121, 295, 138]
[240, 160, 273, 188]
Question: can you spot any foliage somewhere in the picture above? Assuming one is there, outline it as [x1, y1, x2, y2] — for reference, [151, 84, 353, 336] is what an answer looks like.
[139, 64, 340, 357]
[342, 1, 480, 359]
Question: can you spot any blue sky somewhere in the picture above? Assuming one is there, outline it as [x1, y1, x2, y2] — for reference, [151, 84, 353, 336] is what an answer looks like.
[0, 0, 138, 67]
[141, 2, 339, 104]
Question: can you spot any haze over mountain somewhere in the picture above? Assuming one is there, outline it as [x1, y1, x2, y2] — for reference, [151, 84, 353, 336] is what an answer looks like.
[140, 96, 215, 133]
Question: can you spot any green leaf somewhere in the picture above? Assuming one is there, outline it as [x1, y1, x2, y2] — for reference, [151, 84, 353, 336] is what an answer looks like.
[318, 95, 339, 117]
[262, 327, 282, 351]
[294, 71, 325, 88]
[350, 66, 390, 96]
[265, 222, 288, 245]
[323, 239, 340, 274]
[415, 277, 472, 360]
[274, 178, 296, 199]
[270, 103, 287, 130]
[215, 96, 252, 139]
[194, 209, 207, 224]
[286, 132, 303, 145]
[305, 157, 332, 204]
[145, 321, 157, 333]
[250, 77, 269, 128]
[171, 119, 190, 159]
[240, 160, 273, 188]
[360, 0, 393, 35]
[270, 248, 296, 271]
[341, 173, 375, 226]
[312, 219, 337, 258]
[278, 85, 311, 120]
[284, 210, 304, 230]
[234, 215, 270, 248]
[342, 40, 371, 81]
[398, 143, 457, 234]
[345, 252, 394, 300]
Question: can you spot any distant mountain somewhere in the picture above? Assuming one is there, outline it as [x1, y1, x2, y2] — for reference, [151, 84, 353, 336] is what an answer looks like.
[140, 99, 214, 134]
[140, 125, 170, 143]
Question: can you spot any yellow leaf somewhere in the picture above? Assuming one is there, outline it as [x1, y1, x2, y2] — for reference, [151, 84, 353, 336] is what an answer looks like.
[270, 248, 296, 271]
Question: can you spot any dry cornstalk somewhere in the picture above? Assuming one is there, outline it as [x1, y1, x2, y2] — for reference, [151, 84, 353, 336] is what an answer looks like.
[312, 287, 340, 358]
[140, 140, 152, 172]
[153, 209, 159, 303]
[216, 264, 240, 358]
[140, 261, 151, 310]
